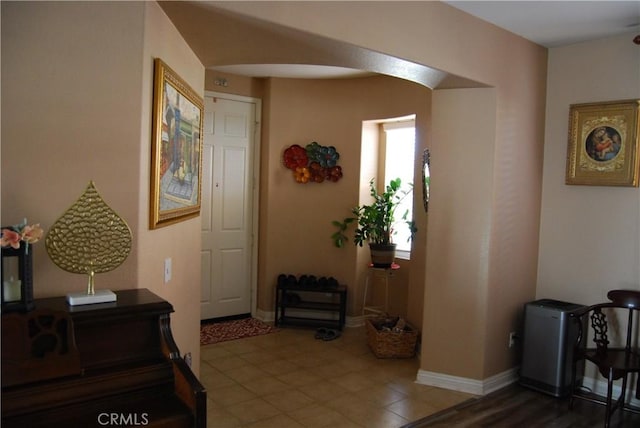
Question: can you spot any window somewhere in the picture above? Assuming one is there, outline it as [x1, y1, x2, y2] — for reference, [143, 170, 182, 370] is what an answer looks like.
[382, 119, 415, 257]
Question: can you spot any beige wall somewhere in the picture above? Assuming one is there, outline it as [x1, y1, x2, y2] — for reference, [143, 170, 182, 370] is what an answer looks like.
[139, 1, 205, 374]
[199, 0, 547, 386]
[1, 1, 204, 374]
[257, 76, 430, 322]
[2, 1, 145, 293]
[537, 32, 640, 304]
[425, 87, 497, 377]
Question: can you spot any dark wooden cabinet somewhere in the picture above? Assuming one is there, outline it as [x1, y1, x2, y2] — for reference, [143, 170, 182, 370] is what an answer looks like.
[275, 283, 347, 330]
[1, 288, 206, 428]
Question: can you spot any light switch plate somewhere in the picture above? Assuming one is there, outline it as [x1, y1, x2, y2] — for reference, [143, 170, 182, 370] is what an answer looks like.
[164, 258, 172, 283]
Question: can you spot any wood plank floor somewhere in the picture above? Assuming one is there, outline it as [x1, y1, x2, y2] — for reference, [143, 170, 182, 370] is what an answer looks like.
[403, 383, 640, 428]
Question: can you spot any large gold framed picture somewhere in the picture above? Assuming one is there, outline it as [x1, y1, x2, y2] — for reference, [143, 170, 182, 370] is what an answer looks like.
[150, 58, 204, 229]
[566, 99, 640, 187]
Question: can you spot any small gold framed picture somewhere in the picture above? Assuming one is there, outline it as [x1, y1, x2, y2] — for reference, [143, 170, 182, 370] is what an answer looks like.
[566, 99, 640, 187]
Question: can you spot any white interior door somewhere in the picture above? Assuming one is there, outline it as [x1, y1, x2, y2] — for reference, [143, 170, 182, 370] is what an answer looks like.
[201, 94, 257, 320]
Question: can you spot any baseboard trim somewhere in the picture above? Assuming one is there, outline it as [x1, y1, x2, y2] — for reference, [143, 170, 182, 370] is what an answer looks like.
[254, 308, 273, 323]
[346, 315, 367, 327]
[416, 367, 519, 396]
[580, 375, 640, 408]
[416, 370, 640, 404]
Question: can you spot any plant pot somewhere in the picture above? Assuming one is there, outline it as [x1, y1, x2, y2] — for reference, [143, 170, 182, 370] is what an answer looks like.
[369, 243, 396, 268]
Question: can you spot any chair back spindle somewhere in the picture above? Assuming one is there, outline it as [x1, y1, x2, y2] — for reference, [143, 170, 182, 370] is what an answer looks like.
[590, 309, 609, 355]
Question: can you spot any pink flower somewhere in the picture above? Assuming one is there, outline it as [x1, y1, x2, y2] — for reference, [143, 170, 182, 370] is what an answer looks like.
[1, 229, 21, 249]
[21, 224, 44, 244]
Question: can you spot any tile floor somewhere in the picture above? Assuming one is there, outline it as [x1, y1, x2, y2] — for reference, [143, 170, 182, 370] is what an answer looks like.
[200, 325, 474, 427]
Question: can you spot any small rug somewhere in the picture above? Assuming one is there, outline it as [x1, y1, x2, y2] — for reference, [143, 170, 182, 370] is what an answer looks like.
[200, 318, 278, 345]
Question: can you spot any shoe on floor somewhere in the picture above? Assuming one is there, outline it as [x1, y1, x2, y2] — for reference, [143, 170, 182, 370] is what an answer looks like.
[322, 329, 341, 341]
[314, 327, 328, 339]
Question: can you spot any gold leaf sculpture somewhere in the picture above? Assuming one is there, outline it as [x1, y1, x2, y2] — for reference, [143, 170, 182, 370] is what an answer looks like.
[45, 181, 132, 296]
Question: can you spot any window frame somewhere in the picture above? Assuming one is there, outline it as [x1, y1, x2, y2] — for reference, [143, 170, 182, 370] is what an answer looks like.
[380, 118, 416, 259]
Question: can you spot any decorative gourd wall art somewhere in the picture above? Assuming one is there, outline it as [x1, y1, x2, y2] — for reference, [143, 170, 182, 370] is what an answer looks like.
[282, 142, 343, 184]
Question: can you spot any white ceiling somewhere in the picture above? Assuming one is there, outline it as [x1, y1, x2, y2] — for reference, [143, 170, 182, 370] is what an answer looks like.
[446, 1, 640, 48]
[210, 1, 640, 79]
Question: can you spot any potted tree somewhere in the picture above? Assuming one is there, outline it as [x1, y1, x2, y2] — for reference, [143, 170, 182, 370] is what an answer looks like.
[332, 178, 416, 267]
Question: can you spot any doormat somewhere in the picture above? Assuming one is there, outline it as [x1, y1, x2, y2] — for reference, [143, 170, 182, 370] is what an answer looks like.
[200, 318, 278, 345]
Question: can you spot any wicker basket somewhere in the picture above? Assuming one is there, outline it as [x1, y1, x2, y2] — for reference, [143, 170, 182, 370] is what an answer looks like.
[366, 318, 418, 358]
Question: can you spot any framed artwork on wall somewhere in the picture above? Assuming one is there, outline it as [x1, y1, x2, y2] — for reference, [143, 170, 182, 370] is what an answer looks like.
[566, 99, 640, 187]
[150, 58, 204, 229]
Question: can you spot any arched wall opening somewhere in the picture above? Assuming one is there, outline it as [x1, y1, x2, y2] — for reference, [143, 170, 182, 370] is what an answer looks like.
[160, 1, 545, 391]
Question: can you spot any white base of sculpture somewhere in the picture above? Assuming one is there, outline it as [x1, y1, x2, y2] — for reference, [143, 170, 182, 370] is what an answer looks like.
[67, 289, 117, 306]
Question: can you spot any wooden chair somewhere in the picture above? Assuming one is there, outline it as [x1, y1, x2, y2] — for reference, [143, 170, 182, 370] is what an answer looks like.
[569, 289, 640, 427]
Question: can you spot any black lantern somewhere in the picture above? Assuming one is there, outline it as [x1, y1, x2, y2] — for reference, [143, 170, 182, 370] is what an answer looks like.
[1, 239, 34, 312]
